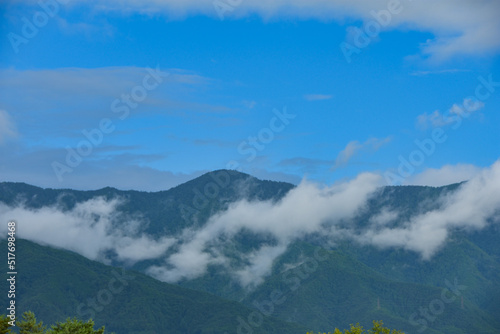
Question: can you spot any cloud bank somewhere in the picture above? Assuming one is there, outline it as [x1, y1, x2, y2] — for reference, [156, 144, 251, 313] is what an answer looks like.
[147, 161, 500, 283]
[360, 160, 500, 258]
[406, 164, 481, 187]
[1, 160, 499, 287]
[0, 197, 175, 264]
[147, 172, 382, 286]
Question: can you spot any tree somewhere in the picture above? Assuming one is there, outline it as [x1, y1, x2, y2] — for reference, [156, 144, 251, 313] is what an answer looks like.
[46, 318, 107, 334]
[18, 311, 46, 334]
[307, 320, 404, 334]
[0, 315, 12, 334]
[1, 312, 111, 334]
[368, 320, 404, 334]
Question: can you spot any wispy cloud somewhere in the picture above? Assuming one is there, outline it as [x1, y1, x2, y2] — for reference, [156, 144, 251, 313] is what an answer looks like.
[410, 69, 471, 76]
[304, 94, 333, 101]
[147, 172, 383, 285]
[449, 99, 484, 116]
[332, 137, 392, 170]
[13, 0, 500, 60]
[360, 160, 500, 259]
[242, 100, 257, 109]
[56, 17, 116, 39]
[416, 110, 454, 129]
[0, 110, 18, 144]
[2, 160, 499, 288]
[0, 197, 175, 264]
[0, 145, 204, 191]
[416, 98, 485, 129]
[0, 66, 230, 142]
[405, 163, 482, 187]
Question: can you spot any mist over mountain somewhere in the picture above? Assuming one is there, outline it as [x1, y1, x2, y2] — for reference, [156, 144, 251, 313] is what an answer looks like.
[1, 164, 499, 285]
[1, 166, 499, 333]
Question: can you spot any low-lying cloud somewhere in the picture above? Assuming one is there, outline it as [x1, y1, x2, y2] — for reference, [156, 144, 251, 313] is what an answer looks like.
[0, 197, 175, 264]
[360, 160, 500, 259]
[147, 172, 383, 285]
[1, 160, 499, 288]
[148, 161, 500, 284]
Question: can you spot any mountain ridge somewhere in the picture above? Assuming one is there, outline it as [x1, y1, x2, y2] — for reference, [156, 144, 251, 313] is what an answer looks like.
[0, 170, 498, 334]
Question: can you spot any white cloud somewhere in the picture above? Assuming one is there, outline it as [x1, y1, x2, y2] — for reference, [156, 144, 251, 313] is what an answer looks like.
[1, 160, 499, 287]
[416, 110, 453, 129]
[234, 244, 288, 288]
[0, 110, 18, 144]
[405, 163, 482, 187]
[333, 141, 363, 169]
[333, 137, 391, 170]
[360, 160, 500, 259]
[148, 160, 500, 284]
[416, 98, 485, 129]
[449, 98, 484, 116]
[369, 208, 399, 226]
[0, 197, 175, 264]
[12, 0, 500, 60]
[147, 172, 382, 284]
[0, 67, 209, 108]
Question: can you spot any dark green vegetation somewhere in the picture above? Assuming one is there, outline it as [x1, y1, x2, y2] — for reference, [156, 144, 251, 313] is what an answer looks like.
[0, 170, 293, 236]
[307, 320, 404, 334]
[242, 242, 498, 334]
[0, 170, 499, 333]
[0, 239, 305, 334]
[1, 311, 108, 333]
[1, 311, 110, 333]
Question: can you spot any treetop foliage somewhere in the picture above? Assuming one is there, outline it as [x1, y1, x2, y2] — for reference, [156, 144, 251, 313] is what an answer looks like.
[307, 321, 404, 334]
[0, 312, 109, 334]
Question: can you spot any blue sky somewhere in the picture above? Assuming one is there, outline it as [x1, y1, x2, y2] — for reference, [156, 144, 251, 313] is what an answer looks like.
[0, 0, 499, 190]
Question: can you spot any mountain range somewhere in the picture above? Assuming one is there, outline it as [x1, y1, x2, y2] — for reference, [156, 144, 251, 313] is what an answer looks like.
[0, 170, 499, 333]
